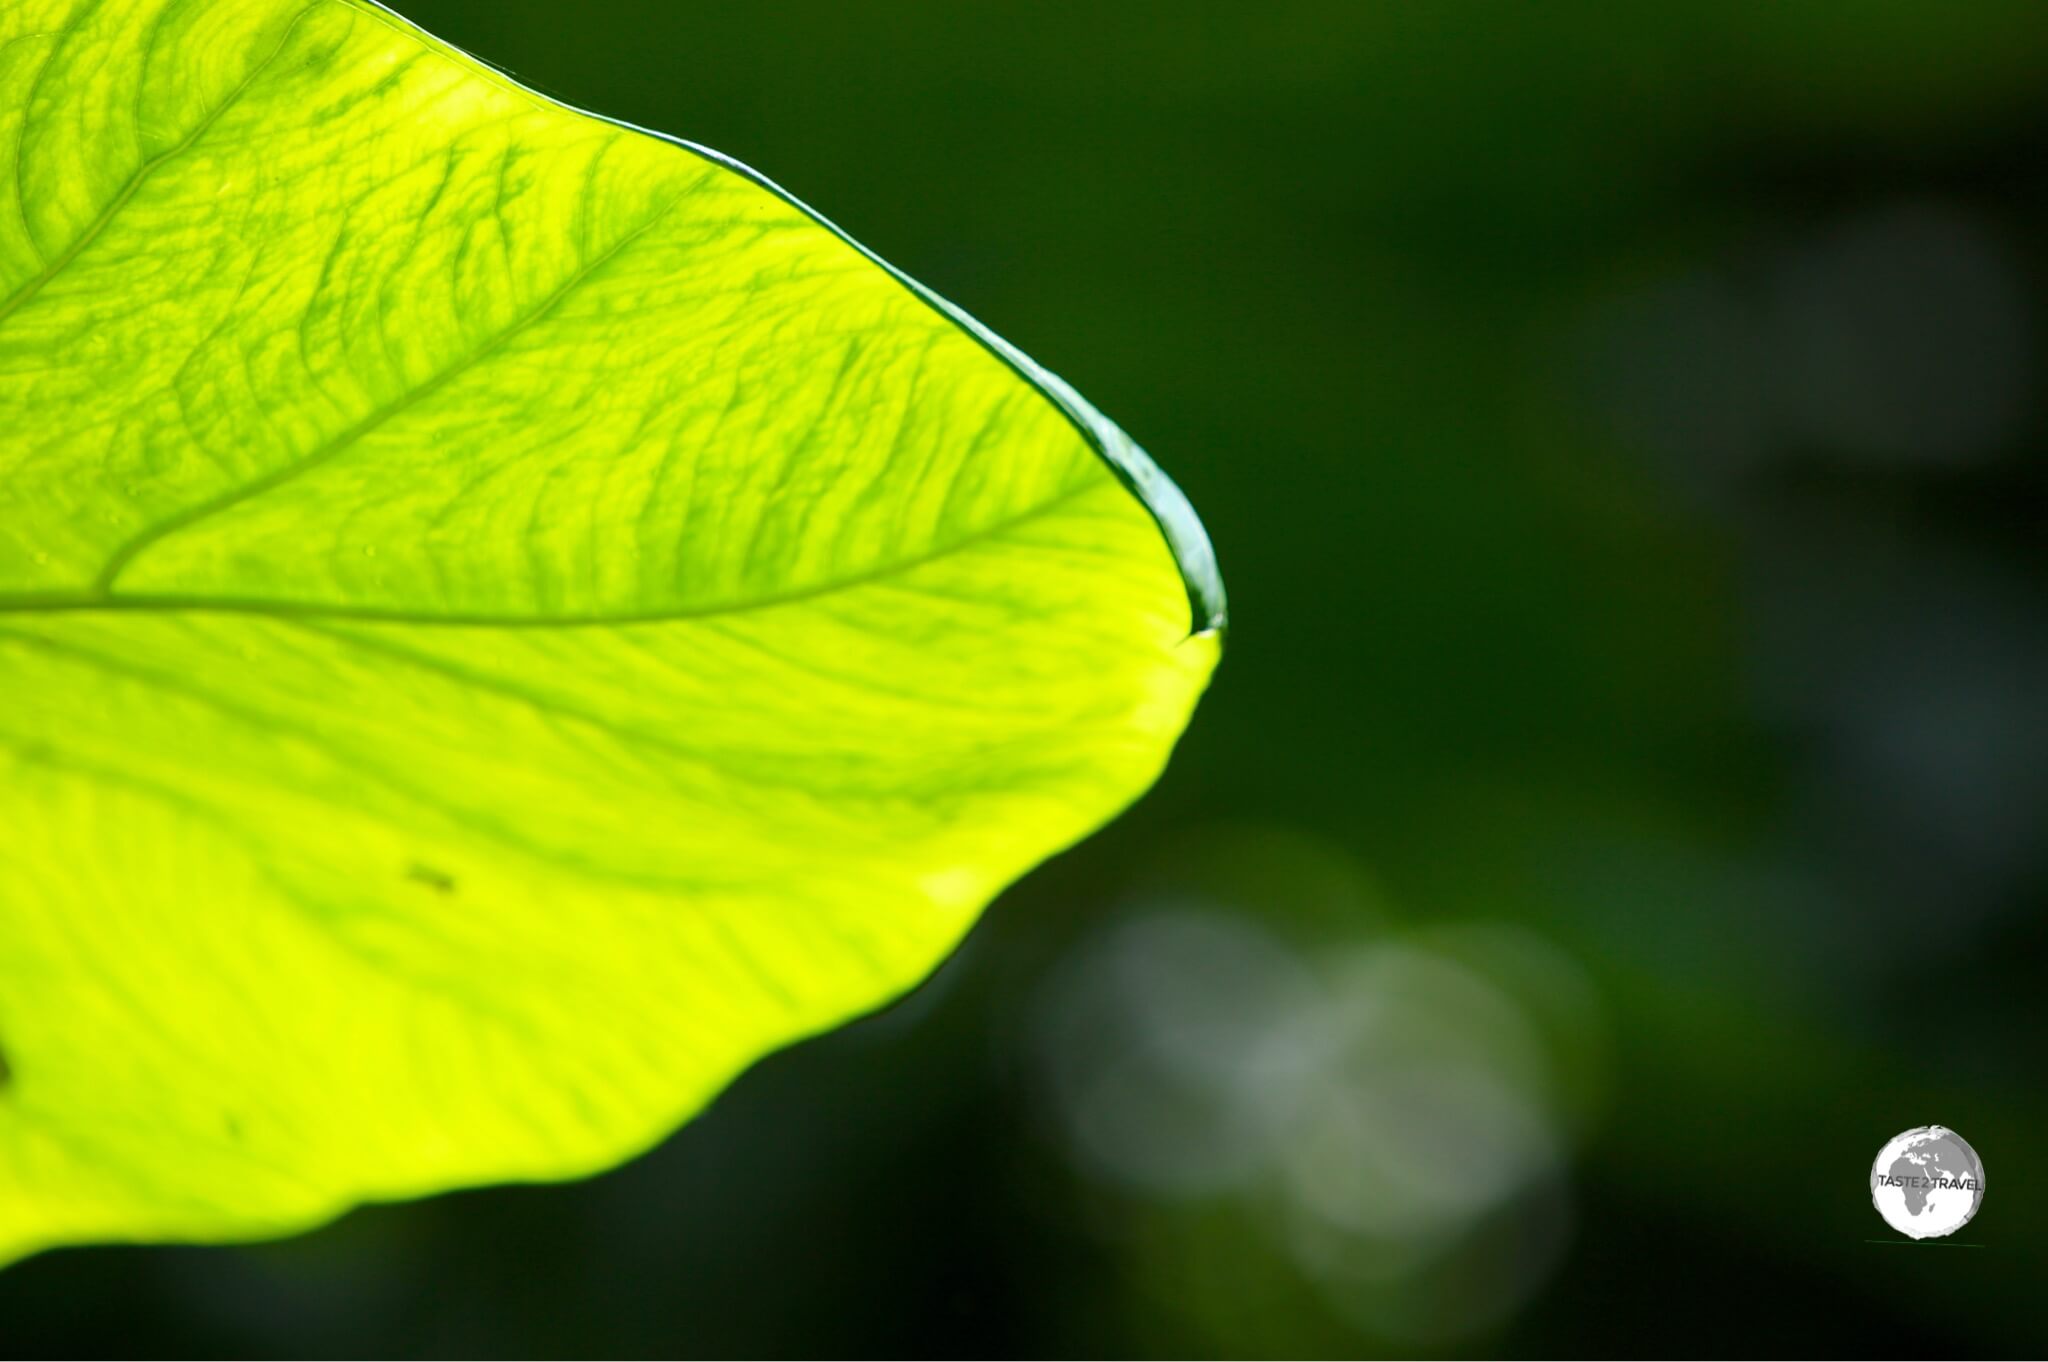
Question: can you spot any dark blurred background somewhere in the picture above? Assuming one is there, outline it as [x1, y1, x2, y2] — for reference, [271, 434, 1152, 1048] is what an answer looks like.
[10, 0, 2048, 1354]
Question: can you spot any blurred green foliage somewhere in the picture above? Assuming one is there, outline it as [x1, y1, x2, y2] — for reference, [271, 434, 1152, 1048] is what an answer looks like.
[6, 0, 2045, 1354]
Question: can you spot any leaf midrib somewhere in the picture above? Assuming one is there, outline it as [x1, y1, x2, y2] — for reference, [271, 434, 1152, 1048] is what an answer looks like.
[0, 478, 1102, 628]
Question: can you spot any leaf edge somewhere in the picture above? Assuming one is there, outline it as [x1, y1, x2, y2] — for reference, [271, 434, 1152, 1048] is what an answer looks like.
[337, 0, 1229, 638]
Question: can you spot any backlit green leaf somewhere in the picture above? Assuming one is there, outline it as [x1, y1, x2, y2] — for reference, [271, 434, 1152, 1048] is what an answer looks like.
[0, 0, 1222, 1263]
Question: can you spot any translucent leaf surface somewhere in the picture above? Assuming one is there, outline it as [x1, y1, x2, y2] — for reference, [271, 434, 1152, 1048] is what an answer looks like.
[0, 0, 1222, 1262]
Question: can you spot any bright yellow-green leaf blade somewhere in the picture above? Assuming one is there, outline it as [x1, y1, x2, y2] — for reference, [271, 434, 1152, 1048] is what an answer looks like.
[0, 0, 1223, 1263]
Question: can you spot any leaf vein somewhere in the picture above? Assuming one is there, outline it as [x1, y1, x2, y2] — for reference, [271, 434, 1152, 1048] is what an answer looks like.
[93, 189, 692, 591]
[0, 479, 1107, 628]
[0, 0, 320, 327]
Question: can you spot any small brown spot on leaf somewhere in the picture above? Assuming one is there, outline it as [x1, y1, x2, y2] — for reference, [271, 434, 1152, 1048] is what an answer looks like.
[407, 861, 456, 893]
